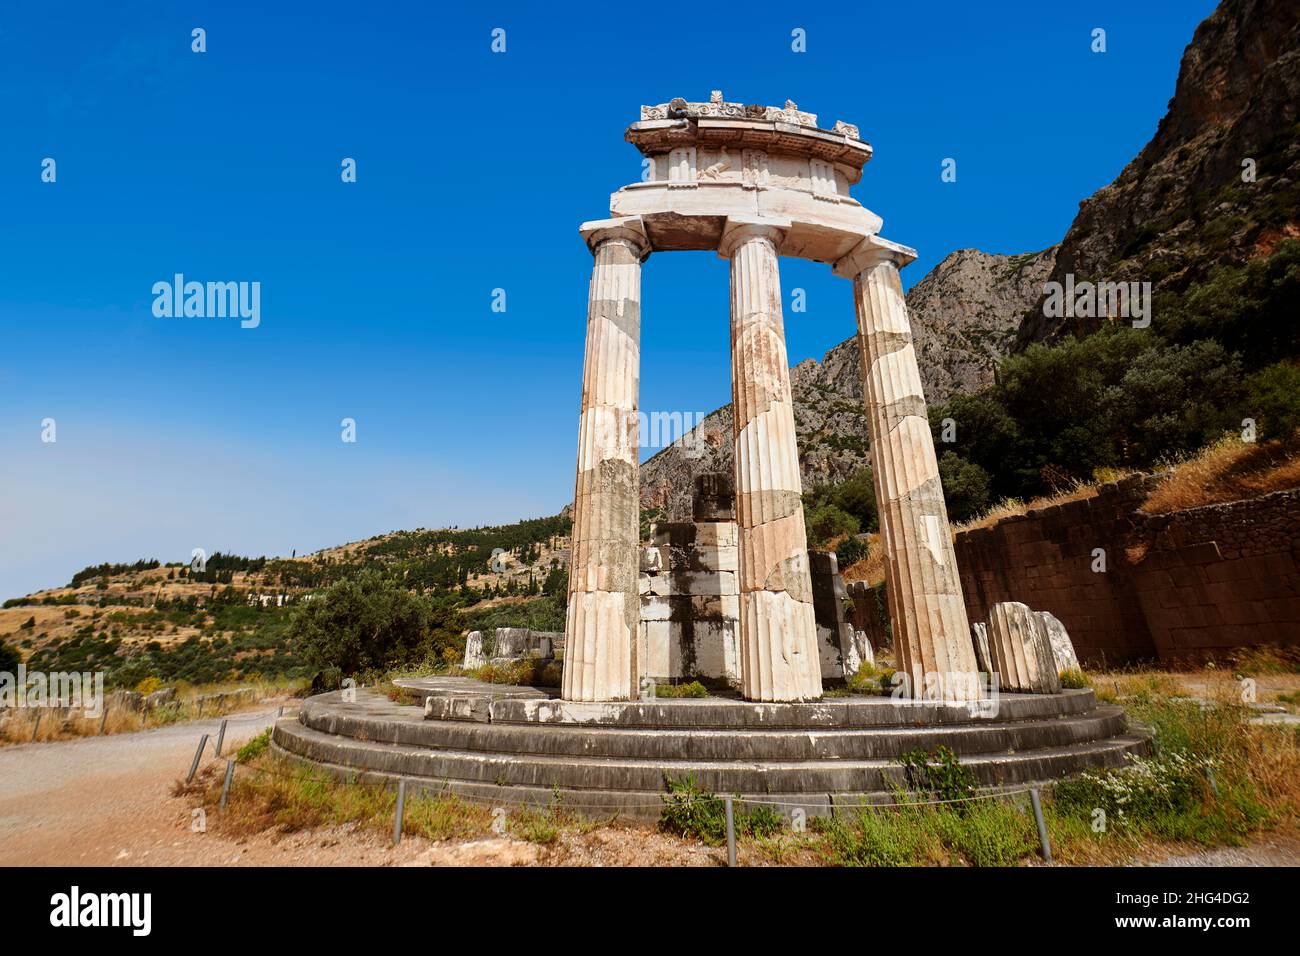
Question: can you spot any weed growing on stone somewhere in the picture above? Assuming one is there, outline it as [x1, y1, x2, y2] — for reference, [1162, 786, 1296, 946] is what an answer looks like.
[897, 746, 979, 806]
[654, 681, 709, 699]
[1058, 668, 1090, 689]
[234, 728, 271, 762]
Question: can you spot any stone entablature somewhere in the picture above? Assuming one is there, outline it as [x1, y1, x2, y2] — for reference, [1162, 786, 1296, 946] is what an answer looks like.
[617, 93, 883, 264]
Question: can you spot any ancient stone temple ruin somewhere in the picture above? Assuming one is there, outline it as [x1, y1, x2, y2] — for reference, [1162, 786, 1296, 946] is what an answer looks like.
[272, 97, 1147, 819]
[565, 93, 976, 703]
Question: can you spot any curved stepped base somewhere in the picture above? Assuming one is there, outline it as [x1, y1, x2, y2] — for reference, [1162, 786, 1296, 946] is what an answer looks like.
[270, 679, 1149, 822]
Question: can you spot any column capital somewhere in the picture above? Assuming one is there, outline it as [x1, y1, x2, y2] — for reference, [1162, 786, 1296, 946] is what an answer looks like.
[579, 216, 651, 260]
[717, 215, 793, 259]
[832, 234, 918, 279]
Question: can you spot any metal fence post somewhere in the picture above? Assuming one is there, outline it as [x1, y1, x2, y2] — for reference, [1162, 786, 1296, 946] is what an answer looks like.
[724, 795, 736, 867]
[187, 734, 209, 783]
[1029, 788, 1052, 864]
[99, 705, 110, 735]
[393, 780, 408, 844]
[220, 760, 235, 810]
[214, 718, 228, 757]
[31, 712, 42, 743]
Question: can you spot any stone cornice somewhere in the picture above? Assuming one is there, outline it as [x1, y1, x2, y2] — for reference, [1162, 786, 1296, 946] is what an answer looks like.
[627, 93, 872, 181]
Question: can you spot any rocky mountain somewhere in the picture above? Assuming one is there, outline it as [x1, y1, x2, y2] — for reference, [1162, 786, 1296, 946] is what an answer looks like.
[1017, 0, 1300, 344]
[640, 247, 1057, 520]
[642, 0, 1300, 519]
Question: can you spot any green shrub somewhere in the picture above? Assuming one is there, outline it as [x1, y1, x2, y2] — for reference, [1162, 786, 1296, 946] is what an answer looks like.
[1242, 362, 1300, 440]
[1053, 752, 1214, 828]
[804, 504, 860, 549]
[288, 571, 433, 675]
[835, 535, 868, 568]
[655, 681, 709, 699]
[659, 776, 728, 845]
[0, 638, 20, 673]
[658, 776, 785, 846]
[898, 745, 978, 807]
[235, 728, 272, 762]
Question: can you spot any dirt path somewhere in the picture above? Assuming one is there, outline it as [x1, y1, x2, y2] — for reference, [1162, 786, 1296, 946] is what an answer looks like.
[0, 706, 712, 866]
[0, 706, 426, 866]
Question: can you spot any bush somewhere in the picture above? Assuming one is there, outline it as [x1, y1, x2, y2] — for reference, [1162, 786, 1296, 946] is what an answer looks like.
[805, 504, 859, 548]
[938, 452, 992, 522]
[835, 535, 868, 568]
[658, 776, 786, 845]
[0, 638, 20, 673]
[659, 776, 727, 844]
[235, 728, 272, 762]
[655, 681, 709, 699]
[1242, 362, 1300, 441]
[1053, 752, 1214, 827]
[288, 571, 433, 676]
[898, 745, 978, 806]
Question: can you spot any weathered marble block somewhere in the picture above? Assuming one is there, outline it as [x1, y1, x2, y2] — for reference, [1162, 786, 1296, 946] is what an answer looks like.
[1036, 610, 1081, 674]
[463, 630, 487, 669]
[987, 602, 1061, 694]
[810, 549, 868, 681]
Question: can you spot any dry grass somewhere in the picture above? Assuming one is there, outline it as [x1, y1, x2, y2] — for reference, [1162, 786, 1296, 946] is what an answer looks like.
[0, 677, 301, 746]
[1142, 436, 1300, 515]
[842, 533, 885, 586]
[194, 752, 589, 846]
[953, 479, 1109, 534]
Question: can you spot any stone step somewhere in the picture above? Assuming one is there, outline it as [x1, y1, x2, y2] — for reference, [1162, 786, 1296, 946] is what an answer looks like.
[299, 696, 1131, 761]
[272, 716, 1147, 797]
[393, 679, 1102, 729]
[271, 734, 1144, 824]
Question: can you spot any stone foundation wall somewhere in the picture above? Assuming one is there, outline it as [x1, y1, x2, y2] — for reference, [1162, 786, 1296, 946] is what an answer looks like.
[639, 520, 741, 686]
[1131, 489, 1300, 662]
[639, 526, 864, 684]
[948, 476, 1300, 666]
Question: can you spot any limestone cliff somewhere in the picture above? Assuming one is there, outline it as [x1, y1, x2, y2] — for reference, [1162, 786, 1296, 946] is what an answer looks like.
[1017, 0, 1300, 344]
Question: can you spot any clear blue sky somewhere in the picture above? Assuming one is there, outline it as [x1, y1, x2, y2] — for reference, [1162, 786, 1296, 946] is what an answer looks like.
[0, 0, 1218, 600]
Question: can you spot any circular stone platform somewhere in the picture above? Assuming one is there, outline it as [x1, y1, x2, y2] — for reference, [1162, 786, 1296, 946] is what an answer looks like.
[270, 677, 1148, 821]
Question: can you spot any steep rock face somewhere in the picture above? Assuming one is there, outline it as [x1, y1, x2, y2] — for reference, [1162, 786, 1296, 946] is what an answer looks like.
[895, 247, 1058, 403]
[1017, 0, 1300, 344]
[639, 247, 1054, 519]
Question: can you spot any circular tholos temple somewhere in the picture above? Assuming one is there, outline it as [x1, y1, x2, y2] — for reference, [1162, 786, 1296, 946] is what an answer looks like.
[276, 95, 1147, 813]
[273, 679, 1146, 821]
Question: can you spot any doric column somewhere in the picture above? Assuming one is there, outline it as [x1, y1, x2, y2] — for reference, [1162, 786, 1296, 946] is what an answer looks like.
[835, 237, 979, 701]
[563, 217, 649, 702]
[719, 219, 822, 702]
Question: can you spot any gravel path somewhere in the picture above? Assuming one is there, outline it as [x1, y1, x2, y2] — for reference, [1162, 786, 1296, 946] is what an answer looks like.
[0, 707, 291, 865]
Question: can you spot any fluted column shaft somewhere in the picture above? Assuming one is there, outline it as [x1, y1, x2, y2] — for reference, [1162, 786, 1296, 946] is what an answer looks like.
[845, 251, 979, 701]
[721, 223, 822, 702]
[562, 227, 648, 702]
